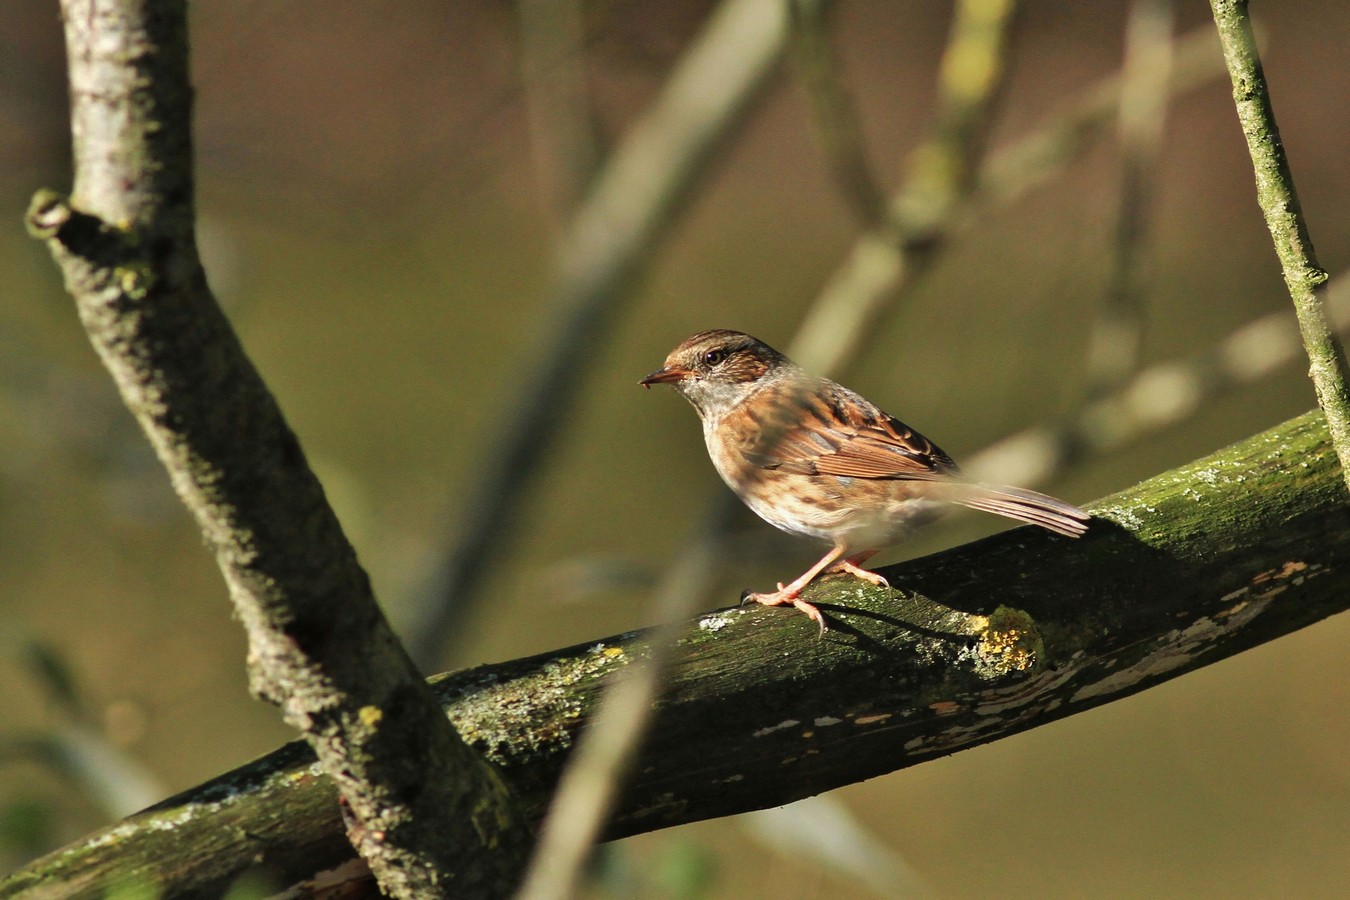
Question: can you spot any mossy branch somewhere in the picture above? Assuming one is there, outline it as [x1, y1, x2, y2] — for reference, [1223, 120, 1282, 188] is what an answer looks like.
[1209, 0, 1350, 490]
[5, 410, 1346, 898]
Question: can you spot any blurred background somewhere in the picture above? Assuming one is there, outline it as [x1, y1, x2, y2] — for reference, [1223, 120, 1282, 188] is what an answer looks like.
[2, 1, 1348, 896]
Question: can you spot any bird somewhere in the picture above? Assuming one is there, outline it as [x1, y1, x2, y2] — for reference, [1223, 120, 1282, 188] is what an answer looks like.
[641, 329, 1089, 633]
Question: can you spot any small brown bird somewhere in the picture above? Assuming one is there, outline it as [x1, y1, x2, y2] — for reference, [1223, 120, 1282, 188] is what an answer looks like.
[642, 329, 1089, 633]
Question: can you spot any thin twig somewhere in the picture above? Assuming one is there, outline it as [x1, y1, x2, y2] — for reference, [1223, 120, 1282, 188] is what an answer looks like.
[741, 796, 934, 899]
[1207, 0, 1350, 491]
[1083, 0, 1175, 401]
[2, 633, 166, 819]
[405, 0, 796, 669]
[793, 21, 1225, 381]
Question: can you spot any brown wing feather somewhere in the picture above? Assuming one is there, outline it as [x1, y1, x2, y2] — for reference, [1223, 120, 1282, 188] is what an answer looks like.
[754, 380, 958, 479]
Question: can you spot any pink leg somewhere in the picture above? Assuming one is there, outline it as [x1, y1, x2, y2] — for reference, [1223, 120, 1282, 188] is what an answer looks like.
[742, 545, 849, 635]
[825, 550, 887, 587]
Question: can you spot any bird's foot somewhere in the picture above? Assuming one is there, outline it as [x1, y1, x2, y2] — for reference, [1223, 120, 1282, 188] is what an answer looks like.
[741, 585, 827, 636]
[826, 558, 888, 588]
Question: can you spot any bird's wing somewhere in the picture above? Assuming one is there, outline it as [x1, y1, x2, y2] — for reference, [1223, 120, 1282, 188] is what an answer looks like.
[748, 382, 959, 480]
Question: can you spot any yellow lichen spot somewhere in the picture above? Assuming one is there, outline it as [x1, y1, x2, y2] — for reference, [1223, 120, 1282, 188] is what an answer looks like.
[602, 646, 624, 659]
[358, 706, 383, 728]
[116, 262, 154, 300]
[976, 605, 1043, 675]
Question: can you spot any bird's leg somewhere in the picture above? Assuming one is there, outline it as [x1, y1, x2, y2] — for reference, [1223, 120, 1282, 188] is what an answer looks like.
[741, 544, 848, 635]
[824, 549, 887, 587]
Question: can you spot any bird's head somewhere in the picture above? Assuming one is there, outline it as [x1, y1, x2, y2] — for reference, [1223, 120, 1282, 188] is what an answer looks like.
[640, 329, 790, 421]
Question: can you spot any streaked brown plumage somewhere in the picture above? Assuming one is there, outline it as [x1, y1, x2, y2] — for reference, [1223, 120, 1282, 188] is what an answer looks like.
[642, 329, 1089, 633]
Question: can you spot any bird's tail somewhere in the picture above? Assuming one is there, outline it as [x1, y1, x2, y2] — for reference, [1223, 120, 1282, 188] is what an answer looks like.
[951, 483, 1091, 537]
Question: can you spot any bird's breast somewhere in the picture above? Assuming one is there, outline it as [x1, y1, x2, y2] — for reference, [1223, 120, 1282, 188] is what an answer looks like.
[702, 416, 949, 548]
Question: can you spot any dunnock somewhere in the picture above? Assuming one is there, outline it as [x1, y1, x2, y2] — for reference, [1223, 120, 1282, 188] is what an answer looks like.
[642, 329, 1089, 633]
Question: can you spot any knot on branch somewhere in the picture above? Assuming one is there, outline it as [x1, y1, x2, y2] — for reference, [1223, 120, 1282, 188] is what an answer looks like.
[27, 189, 138, 263]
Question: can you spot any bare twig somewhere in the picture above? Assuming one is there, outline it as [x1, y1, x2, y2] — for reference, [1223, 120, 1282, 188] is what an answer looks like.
[1083, 0, 1175, 401]
[5, 726, 163, 822]
[1, 634, 166, 819]
[522, 314, 833, 897]
[27, 2, 528, 895]
[742, 796, 933, 899]
[405, 0, 797, 669]
[793, 22, 1225, 382]
[1208, 0, 1350, 491]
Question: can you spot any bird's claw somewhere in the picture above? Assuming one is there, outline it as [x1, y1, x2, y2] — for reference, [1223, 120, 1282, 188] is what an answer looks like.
[740, 587, 828, 636]
[827, 560, 888, 588]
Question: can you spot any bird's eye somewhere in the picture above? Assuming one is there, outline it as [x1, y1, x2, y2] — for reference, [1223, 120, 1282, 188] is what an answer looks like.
[703, 349, 728, 366]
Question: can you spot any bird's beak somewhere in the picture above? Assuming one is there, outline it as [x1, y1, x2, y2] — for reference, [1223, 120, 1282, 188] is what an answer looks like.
[640, 365, 690, 388]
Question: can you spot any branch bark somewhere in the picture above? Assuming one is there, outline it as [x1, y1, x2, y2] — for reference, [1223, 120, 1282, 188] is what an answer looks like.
[1209, 0, 1350, 490]
[25, 2, 528, 895]
[5, 409, 1345, 898]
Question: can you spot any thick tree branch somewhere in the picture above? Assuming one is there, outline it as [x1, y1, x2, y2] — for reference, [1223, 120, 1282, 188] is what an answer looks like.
[1209, 0, 1350, 489]
[25, 2, 528, 896]
[5, 409, 1346, 898]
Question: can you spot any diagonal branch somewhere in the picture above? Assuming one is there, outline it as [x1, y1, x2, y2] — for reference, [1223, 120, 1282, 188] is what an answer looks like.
[5, 409, 1345, 897]
[25, 2, 528, 896]
[1208, 0, 1350, 490]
